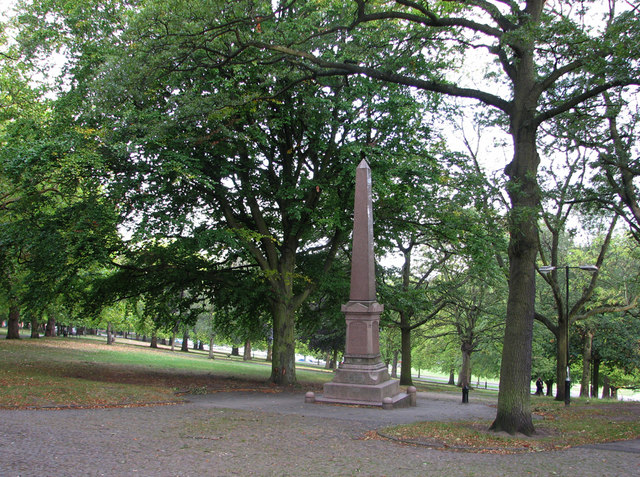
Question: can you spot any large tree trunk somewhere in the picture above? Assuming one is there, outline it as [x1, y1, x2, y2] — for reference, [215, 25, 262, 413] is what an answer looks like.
[45, 315, 55, 337]
[270, 299, 296, 385]
[181, 329, 189, 352]
[106, 322, 114, 345]
[325, 351, 332, 369]
[580, 330, 593, 397]
[399, 319, 413, 385]
[592, 357, 600, 398]
[555, 322, 569, 402]
[399, 249, 414, 385]
[6, 300, 20, 339]
[30, 314, 40, 339]
[458, 344, 472, 387]
[208, 338, 215, 359]
[490, 120, 539, 436]
[391, 349, 399, 378]
[492, 230, 537, 435]
[545, 380, 553, 396]
[150, 331, 158, 349]
[243, 339, 252, 361]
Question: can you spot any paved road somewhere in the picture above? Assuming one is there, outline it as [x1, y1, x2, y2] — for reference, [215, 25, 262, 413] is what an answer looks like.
[2, 391, 639, 476]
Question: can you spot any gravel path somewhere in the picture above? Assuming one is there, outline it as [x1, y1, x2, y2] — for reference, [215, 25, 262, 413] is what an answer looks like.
[2, 391, 639, 476]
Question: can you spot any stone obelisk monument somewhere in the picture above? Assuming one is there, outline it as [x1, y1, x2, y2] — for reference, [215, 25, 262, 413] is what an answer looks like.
[315, 160, 412, 408]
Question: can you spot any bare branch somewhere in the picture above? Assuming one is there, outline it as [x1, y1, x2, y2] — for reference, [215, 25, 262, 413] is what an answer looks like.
[252, 42, 511, 113]
[534, 311, 558, 334]
[535, 80, 640, 126]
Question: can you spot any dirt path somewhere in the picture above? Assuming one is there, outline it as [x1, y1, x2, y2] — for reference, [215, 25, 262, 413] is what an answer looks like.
[2, 391, 639, 476]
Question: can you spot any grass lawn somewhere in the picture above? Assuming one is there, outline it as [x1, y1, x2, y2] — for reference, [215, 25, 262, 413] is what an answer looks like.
[378, 397, 640, 453]
[2, 333, 639, 454]
[0, 334, 332, 409]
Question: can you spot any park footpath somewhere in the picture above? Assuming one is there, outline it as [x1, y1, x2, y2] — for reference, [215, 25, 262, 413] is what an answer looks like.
[1, 390, 639, 477]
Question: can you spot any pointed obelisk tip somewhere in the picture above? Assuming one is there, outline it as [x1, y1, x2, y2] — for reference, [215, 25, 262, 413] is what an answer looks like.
[350, 158, 376, 302]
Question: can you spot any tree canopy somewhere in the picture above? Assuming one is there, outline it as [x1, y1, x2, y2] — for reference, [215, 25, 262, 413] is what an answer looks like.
[2, 0, 639, 434]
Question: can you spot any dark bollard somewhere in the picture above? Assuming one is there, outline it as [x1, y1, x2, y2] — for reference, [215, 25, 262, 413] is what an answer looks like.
[462, 385, 469, 404]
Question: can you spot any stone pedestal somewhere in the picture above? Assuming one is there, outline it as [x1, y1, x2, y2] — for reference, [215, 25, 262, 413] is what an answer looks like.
[316, 301, 411, 408]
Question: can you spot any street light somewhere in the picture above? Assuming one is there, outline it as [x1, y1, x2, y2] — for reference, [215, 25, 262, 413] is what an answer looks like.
[538, 264, 598, 405]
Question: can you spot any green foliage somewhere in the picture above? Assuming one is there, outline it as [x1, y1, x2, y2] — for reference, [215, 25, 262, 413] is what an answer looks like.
[412, 334, 459, 377]
[531, 321, 556, 382]
[1, 26, 121, 326]
[296, 254, 349, 358]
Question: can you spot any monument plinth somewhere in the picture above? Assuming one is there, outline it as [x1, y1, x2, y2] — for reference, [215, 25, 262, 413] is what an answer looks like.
[314, 160, 413, 408]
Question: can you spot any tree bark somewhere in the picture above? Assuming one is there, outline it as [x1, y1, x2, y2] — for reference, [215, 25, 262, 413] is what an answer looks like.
[580, 330, 593, 397]
[448, 368, 455, 385]
[398, 249, 414, 385]
[6, 300, 20, 339]
[243, 339, 252, 360]
[545, 380, 553, 396]
[208, 338, 215, 359]
[458, 344, 472, 387]
[106, 322, 115, 344]
[30, 314, 40, 339]
[592, 357, 600, 398]
[554, 323, 568, 402]
[490, 119, 539, 435]
[45, 315, 55, 337]
[150, 331, 158, 349]
[269, 299, 296, 385]
[399, 318, 413, 385]
[181, 329, 189, 352]
[391, 349, 399, 378]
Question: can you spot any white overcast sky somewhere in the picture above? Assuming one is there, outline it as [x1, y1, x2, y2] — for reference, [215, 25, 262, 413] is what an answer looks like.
[1, 0, 15, 18]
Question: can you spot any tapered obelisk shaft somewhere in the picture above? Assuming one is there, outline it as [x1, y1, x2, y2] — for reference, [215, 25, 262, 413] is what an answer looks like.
[350, 160, 377, 302]
[315, 159, 412, 408]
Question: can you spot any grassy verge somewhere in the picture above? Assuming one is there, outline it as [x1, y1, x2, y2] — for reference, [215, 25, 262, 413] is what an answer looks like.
[378, 397, 640, 453]
[0, 336, 333, 409]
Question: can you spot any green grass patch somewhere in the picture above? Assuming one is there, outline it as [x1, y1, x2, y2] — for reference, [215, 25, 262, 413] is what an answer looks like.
[0, 336, 332, 409]
[379, 397, 640, 453]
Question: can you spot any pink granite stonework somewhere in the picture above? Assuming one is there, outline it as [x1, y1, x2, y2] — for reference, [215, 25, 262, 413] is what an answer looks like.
[315, 160, 413, 408]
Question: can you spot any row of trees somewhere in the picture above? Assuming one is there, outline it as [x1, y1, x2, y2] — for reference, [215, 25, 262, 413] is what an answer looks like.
[2, 0, 640, 435]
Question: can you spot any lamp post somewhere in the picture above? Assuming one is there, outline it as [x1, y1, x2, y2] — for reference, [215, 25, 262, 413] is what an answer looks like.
[539, 264, 598, 405]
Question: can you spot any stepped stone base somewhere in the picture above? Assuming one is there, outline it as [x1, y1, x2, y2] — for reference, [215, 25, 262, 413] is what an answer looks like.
[316, 383, 412, 409]
[311, 362, 414, 409]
